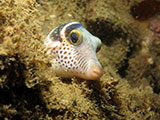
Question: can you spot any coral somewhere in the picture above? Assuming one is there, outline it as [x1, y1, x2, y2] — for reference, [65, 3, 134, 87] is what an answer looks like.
[116, 80, 160, 120]
[130, 0, 160, 20]
[145, 17, 160, 93]
[0, 0, 53, 119]
[126, 16, 160, 93]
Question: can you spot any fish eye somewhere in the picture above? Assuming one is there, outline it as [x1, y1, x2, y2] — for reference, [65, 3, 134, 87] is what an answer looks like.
[69, 30, 81, 44]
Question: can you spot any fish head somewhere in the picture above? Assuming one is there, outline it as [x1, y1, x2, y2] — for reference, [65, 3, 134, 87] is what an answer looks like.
[45, 22, 103, 80]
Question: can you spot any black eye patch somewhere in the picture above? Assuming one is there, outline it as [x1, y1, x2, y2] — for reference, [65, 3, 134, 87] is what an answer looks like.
[65, 23, 82, 37]
[50, 23, 67, 42]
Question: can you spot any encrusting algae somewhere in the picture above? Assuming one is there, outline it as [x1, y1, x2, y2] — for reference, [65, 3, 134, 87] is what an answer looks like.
[0, 0, 160, 120]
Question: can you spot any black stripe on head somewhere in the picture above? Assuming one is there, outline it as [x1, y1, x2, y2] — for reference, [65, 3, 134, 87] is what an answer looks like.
[50, 23, 68, 42]
[65, 23, 82, 38]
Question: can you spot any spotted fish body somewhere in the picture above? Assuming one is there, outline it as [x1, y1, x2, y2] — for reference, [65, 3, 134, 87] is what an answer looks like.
[45, 22, 103, 80]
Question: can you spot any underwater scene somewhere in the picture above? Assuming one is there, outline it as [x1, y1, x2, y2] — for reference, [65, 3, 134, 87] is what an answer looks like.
[0, 0, 160, 119]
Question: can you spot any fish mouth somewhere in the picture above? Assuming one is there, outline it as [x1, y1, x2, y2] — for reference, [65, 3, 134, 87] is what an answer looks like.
[83, 63, 103, 80]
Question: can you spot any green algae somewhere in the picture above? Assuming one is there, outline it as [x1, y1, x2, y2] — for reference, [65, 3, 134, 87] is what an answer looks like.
[0, 0, 160, 120]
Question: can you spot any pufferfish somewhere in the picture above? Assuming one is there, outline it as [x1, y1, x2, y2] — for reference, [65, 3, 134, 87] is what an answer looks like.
[44, 22, 103, 80]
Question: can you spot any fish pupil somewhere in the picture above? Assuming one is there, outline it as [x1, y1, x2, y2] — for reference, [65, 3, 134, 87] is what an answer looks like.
[71, 32, 78, 43]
